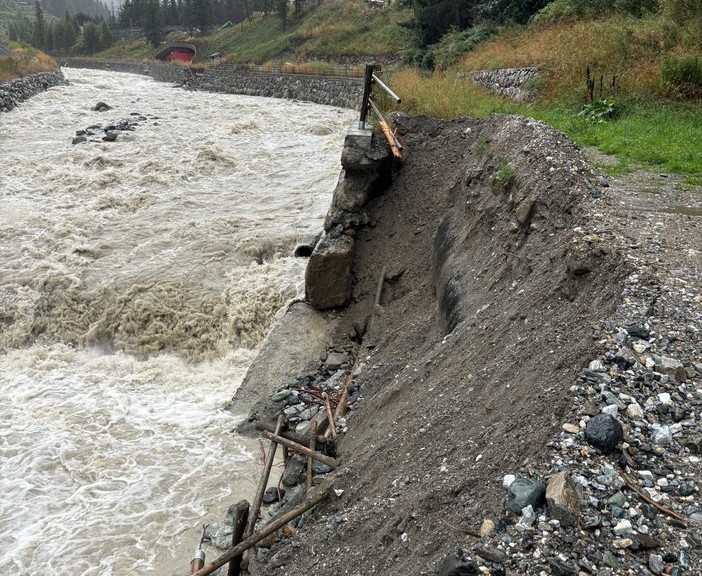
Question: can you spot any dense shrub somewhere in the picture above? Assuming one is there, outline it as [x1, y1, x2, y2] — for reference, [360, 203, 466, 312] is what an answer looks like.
[659, 0, 702, 24]
[477, 0, 554, 24]
[660, 55, 702, 97]
[429, 24, 496, 70]
[535, 0, 659, 21]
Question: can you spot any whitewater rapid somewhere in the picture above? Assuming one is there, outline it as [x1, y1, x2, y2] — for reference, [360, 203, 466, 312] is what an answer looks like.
[0, 67, 355, 575]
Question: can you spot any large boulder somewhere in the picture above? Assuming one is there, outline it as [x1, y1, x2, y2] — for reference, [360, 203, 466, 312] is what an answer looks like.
[305, 232, 355, 310]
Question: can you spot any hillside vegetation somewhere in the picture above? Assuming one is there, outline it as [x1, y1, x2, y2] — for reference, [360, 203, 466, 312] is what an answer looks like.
[98, 1, 413, 64]
[0, 45, 55, 82]
[4, 0, 702, 177]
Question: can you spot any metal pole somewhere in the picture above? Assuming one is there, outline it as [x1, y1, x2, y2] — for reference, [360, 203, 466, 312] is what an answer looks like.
[358, 63, 374, 130]
[372, 73, 401, 103]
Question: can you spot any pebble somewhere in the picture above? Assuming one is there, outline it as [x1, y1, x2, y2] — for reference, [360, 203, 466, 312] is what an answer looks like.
[562, 423, 580, 434]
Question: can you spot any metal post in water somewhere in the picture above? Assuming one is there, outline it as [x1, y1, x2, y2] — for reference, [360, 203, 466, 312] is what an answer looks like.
[191, 549, 206, 574]
[190, 525, 207, 574]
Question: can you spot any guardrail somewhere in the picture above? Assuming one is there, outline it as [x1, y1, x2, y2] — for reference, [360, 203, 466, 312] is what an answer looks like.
[358, 63, 402, 158]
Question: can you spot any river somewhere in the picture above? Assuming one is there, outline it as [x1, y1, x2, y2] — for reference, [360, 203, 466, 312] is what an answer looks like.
[0, 67, 355, 575]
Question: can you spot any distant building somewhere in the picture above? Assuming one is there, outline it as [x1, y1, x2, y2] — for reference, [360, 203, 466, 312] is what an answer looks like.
[153, 43, 197, 64]
[75, 12, 93, 27]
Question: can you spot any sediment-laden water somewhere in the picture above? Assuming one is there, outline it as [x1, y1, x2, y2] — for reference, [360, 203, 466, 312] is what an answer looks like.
[0, 68, 355, 575]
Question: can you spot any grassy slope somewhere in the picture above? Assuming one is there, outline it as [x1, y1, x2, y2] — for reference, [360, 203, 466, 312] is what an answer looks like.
[391, 15, 702, 178]
[0, 46, 56, 83]
[97, 0, 413, 64]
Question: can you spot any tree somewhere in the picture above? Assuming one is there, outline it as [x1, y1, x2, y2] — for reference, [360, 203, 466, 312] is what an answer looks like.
[63, 10, 79, 51]
[477, 0, 553, 24]
[100, 20, 113, 48]
[143, 0, 164, 46]
[33, 0, 46, 48]
[275, 0, 287, 28]
[660, 0, 702, 23]
[408, 0, 477, 46]
[182, 0, 194, 31]
[46, 20, 55, 49]
[192, 0, 212, 31]
[83, 22, 101, 53]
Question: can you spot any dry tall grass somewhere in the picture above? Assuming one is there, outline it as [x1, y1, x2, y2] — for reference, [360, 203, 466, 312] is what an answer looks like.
[389, 68, 519, 119]
[0, 50, 57, 84]
[457, 17, 673, 102]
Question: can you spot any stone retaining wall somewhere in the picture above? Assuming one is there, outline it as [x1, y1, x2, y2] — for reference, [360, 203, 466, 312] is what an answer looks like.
[61, 58, 364, 110]
[61, 57, 190, 83]
[472, 67, 538, 101]
[0, 69, 66, 112]
[194, 64, 363, 110]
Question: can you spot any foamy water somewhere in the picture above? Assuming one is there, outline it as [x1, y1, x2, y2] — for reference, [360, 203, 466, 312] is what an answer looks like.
[0, 68, 355, 574]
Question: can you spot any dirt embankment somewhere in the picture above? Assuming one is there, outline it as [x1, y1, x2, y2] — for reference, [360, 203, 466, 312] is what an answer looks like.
[244, 114, 701, 576]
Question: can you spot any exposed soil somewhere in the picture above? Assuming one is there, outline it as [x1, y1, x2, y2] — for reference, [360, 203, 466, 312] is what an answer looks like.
[244, 115, 702, 576]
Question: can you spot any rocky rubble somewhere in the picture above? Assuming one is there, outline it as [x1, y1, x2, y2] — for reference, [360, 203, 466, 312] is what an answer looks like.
[438, 165, 702, 575]
[71, 106, 160, 144]
[209, 115, 700, 576]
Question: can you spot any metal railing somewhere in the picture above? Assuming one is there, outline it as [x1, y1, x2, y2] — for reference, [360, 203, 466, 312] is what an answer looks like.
[358, 63, 403, 158]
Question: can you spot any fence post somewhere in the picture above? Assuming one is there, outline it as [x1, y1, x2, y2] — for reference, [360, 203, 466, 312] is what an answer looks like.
[358, 63, 374, 130]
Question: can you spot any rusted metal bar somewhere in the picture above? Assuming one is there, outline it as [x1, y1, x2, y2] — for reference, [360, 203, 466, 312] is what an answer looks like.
[368, 100, 402, 158]
[261, 430, 339, 469]
[322, 393, 337, 440]
[189, 489, 331, 576]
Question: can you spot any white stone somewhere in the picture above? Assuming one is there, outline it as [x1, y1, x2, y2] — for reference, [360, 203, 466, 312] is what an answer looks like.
[613, 519, 633, 535]
[503, 474, 516, 488]
[602, 404, 619, 416]
[626, 403, 645, 419]
[589, 359, 606, 372]
[651, 426, 673, 445]
[638, 470, 654, 481]
[613, 538, 633, 549]
[658, 392, 672, 405]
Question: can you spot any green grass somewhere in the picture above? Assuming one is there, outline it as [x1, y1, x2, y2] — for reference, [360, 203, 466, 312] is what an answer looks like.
[391, 67, 702, 177]
[532, 102, 702, 176]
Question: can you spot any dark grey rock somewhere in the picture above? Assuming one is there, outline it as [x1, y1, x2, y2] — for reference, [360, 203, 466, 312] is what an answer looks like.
[305, 232, 354, 310]
[92, 101, 112, 112]
[474, 543, 507, 564]
[507, 478, 546, 514]
[584, 414, 623, 453]
[281, 454, 307, 487]
[262, 486, 285, 504]
[548, 558, 576, 576]
[437, 555, 480, 576]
